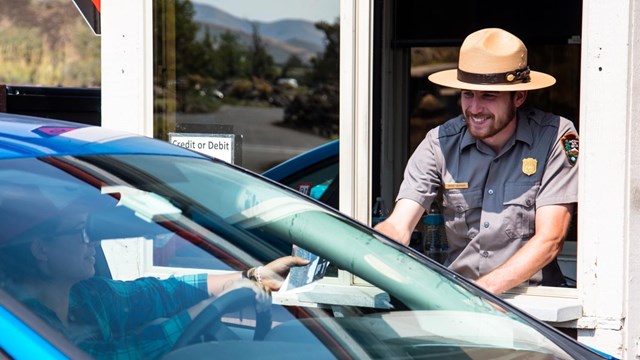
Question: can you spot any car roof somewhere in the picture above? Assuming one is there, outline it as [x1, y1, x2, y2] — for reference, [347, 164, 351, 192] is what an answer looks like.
[262, 139, 338, 181]
[0, 113, 205, 159]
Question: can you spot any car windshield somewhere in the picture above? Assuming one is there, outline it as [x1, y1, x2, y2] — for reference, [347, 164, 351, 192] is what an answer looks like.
[0, 154, 574, 359]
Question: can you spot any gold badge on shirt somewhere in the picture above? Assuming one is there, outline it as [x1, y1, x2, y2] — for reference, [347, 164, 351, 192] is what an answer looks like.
[522, 158, 537, 176]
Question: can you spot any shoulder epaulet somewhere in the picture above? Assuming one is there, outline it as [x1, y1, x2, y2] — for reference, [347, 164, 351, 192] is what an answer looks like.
[437, 115, 466, 138]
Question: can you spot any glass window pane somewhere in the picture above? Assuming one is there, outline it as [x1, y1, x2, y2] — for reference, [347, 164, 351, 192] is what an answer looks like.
[153, 0, 340, 173]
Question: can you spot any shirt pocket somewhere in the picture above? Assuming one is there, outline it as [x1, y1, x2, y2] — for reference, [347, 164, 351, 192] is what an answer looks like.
[442, 188, 483, 240]
[503, 183, 540, 240]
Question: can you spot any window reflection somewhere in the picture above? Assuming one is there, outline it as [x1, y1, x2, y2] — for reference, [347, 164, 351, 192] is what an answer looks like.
[153, 0, 340, 172]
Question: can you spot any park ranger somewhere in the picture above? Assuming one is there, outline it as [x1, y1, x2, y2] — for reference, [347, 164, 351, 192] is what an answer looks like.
[375, 28, 579, 295]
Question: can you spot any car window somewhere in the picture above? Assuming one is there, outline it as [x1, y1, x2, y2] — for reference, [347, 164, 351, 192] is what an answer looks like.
[262, 140, 339, 209]
[0, 155, 581, 359]
[282, 160, 338, 201]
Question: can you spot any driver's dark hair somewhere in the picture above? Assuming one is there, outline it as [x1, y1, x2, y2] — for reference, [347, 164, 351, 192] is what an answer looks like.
[0, 217, 62, 284]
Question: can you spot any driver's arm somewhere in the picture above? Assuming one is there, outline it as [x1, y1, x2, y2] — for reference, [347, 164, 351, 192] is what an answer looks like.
[205, 255, 310, 296]
[192, 255, 311, 318]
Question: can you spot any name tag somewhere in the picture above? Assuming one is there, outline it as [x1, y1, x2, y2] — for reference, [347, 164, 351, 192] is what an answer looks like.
[444, 182, 469, 189]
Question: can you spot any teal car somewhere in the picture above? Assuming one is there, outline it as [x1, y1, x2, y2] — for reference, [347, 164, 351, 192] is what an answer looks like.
[0, 114, 614, 359]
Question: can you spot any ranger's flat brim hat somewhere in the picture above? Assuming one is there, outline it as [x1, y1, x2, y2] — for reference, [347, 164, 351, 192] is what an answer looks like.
[428, 28, 556, 91]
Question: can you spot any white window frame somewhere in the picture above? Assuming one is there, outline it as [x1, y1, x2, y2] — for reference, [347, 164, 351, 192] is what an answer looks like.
[101, 0, 154, 136]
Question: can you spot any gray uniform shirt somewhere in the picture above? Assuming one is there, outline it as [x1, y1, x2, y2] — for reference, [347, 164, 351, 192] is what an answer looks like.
[397, 108, 578, 285]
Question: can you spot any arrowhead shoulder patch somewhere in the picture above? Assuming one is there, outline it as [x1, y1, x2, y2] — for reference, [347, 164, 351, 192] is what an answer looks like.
[560, 132, 579, 166]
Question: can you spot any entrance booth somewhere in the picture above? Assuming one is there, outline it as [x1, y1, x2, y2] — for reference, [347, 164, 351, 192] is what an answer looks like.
[100, 1, 640, 357]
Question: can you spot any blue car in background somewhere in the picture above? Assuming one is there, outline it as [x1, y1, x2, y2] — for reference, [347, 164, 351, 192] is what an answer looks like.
[262, 139, 339, 209]
[0, 113, 616, 359]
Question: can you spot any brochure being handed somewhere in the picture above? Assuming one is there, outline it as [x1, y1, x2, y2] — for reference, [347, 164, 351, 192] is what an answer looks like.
[280, 245, 330, 292]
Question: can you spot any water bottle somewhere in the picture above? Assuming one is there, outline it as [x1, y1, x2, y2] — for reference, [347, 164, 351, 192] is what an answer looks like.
[422, 202, 445, 263]
[371, 196, 389, 226]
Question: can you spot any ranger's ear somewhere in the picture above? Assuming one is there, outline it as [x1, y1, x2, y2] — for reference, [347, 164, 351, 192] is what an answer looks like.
[514, 90, 528, 107]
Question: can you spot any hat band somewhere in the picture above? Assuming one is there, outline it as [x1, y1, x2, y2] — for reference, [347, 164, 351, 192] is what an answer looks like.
[457, 66, 531, 85]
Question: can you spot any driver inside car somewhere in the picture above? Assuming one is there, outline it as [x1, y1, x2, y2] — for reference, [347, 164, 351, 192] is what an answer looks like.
[0, 188, 309, 359]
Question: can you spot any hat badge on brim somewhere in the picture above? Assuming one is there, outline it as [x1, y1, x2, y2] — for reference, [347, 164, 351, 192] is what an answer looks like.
[428, 28, 556, 91]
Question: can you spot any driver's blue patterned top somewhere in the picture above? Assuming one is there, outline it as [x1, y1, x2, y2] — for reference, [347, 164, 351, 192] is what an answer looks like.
[21, 274, 209, 359]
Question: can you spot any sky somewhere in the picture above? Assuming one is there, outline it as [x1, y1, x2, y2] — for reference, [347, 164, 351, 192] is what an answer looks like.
[192, 0, 340, 23]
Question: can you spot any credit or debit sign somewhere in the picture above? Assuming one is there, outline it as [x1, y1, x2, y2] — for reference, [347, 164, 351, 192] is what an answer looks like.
[169, 133, 235, 164]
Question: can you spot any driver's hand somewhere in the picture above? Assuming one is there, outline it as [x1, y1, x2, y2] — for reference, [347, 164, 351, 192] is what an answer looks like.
[189, 279, 272, 318]
[260, 255, 310, 291]
[221, 279, 272, 313]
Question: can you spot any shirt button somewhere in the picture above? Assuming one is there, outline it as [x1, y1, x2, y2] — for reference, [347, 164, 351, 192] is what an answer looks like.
[483, 222, 490, 228]
[526, 199, 532, 206]
[481, 251, 489, 257]
[488, 189, 494, 195]
[456, 206, 464, 213]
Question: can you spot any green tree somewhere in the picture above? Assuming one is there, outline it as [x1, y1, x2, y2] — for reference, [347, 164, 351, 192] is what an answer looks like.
[283, 20, 340, 138]
[308, 21, 340, 85]
[280, 54, 304, 79]
[173, 0, 201, 78]
[217, 30, 247, 79]
[194, 29, 218, 77]
[248, 23, 276, 81]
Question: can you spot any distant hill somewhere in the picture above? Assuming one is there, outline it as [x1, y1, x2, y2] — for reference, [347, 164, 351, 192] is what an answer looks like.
[192, 2, 326, 64]
[0, 0, 328, 87]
